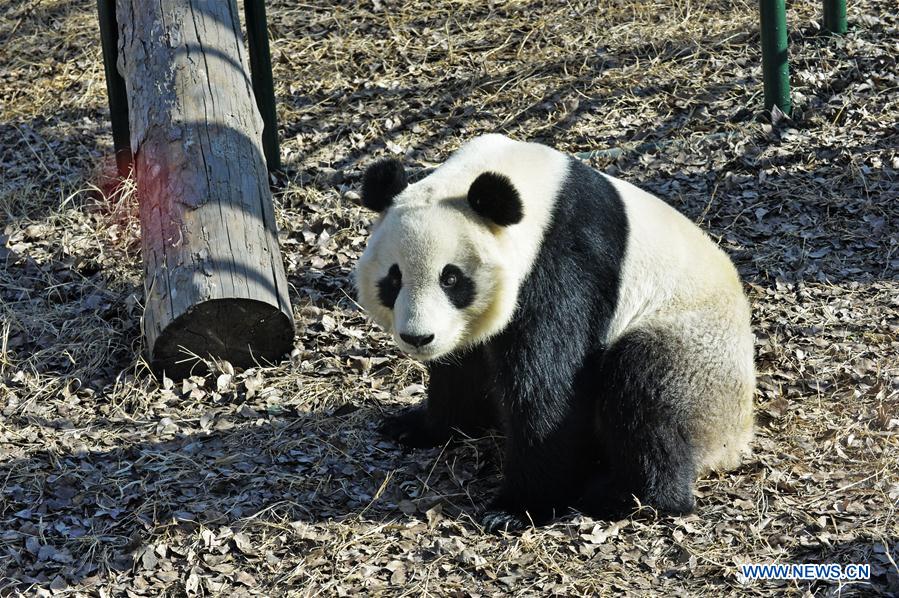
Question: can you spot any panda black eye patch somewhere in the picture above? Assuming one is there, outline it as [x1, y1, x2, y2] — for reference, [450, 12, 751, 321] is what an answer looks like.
[440, 264, 475, 308]
[377, 264, 402, 308]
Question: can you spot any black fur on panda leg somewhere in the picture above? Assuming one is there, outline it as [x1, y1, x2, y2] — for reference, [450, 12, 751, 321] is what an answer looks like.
[474, 286, 605, 533]
[477, 363, 600, 532]
[580, 327, 699, 519]
[480, 417, 592, 532]
[379, 405, 449, 449]
[379, 346, 497, 448]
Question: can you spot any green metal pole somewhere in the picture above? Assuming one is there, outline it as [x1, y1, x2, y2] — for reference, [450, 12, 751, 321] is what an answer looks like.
[758, 0, 791, 116]
[245, 0, 281, 173]
[823, 0, 848, 34]
[97, 0, 132, 177]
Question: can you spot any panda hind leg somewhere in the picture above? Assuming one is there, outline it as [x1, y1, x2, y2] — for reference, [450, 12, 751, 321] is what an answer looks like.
[581, 326, 701, 518]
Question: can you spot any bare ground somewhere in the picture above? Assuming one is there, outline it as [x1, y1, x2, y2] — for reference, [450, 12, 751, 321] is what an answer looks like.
[1, 0, 897, 596]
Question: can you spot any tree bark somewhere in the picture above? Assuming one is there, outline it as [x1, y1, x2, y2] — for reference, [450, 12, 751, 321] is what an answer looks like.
[116, 0, 293, 377]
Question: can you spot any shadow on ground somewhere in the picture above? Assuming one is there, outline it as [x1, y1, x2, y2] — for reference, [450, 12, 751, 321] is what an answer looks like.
[0, 404, 501, 591]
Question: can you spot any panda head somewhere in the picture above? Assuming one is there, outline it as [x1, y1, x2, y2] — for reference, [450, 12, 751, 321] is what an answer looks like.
[354, 155, 525, 361]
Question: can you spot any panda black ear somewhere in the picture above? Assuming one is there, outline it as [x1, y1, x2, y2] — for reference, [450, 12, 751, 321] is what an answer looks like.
[467, 172, 523, 227]
[361, 158, 407, 212]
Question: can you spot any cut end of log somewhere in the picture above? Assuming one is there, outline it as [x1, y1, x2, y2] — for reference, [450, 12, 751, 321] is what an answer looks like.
[150, 298, 294, 379]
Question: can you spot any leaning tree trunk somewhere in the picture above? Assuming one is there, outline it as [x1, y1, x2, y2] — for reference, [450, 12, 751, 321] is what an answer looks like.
[116, 0, 293, 377]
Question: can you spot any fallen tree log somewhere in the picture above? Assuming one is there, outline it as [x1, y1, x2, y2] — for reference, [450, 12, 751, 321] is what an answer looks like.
[115, 0, 293, 377]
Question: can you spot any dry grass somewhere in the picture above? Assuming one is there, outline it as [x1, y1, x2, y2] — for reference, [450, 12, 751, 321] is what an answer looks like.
[1, 0, 898, 595]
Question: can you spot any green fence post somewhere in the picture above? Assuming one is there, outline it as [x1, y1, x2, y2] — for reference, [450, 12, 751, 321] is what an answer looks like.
[823, 0, 848, 34]
[245, 0, 281, 173]
[758, 0, 791, 115]
[97, 0, 132, 177]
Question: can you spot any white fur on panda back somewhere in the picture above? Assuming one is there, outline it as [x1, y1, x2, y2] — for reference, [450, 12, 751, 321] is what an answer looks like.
[602, 174, 755, 472]
[601, 174, 749, 344]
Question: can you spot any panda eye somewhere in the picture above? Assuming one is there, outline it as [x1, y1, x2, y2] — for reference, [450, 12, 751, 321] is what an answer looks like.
[440, 266, 459, 288]
[389, 264, 402, 287]
[377, 264, 402, 309]
[439, 264, 474, 308]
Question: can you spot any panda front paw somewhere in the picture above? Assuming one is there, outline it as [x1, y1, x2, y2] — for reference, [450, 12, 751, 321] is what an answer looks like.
[480, 494, 535, 533]
[379, 406, 449, 448]
[481, 509, 529, 534]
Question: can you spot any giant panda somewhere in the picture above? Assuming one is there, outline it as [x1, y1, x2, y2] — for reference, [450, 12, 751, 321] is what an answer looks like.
[354, 134, 754, 532]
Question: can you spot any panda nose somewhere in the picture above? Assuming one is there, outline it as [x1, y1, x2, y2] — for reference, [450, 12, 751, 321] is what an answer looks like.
[400, 333, 435, 348]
